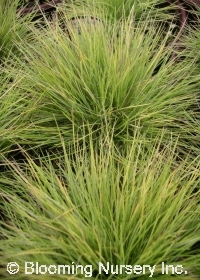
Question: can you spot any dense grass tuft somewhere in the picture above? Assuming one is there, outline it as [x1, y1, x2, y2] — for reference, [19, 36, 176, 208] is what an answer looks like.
[7, 10, 199, 155]
[0, 0, 35, 62]
[0, 134, 199, 279]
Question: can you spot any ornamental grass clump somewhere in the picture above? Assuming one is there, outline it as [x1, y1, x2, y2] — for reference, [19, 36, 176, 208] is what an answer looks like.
[0, 0, 34, 62]
[10, 8, 199, 155]
[0, 134, 199, 279]
[0, 0, 37, 158]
